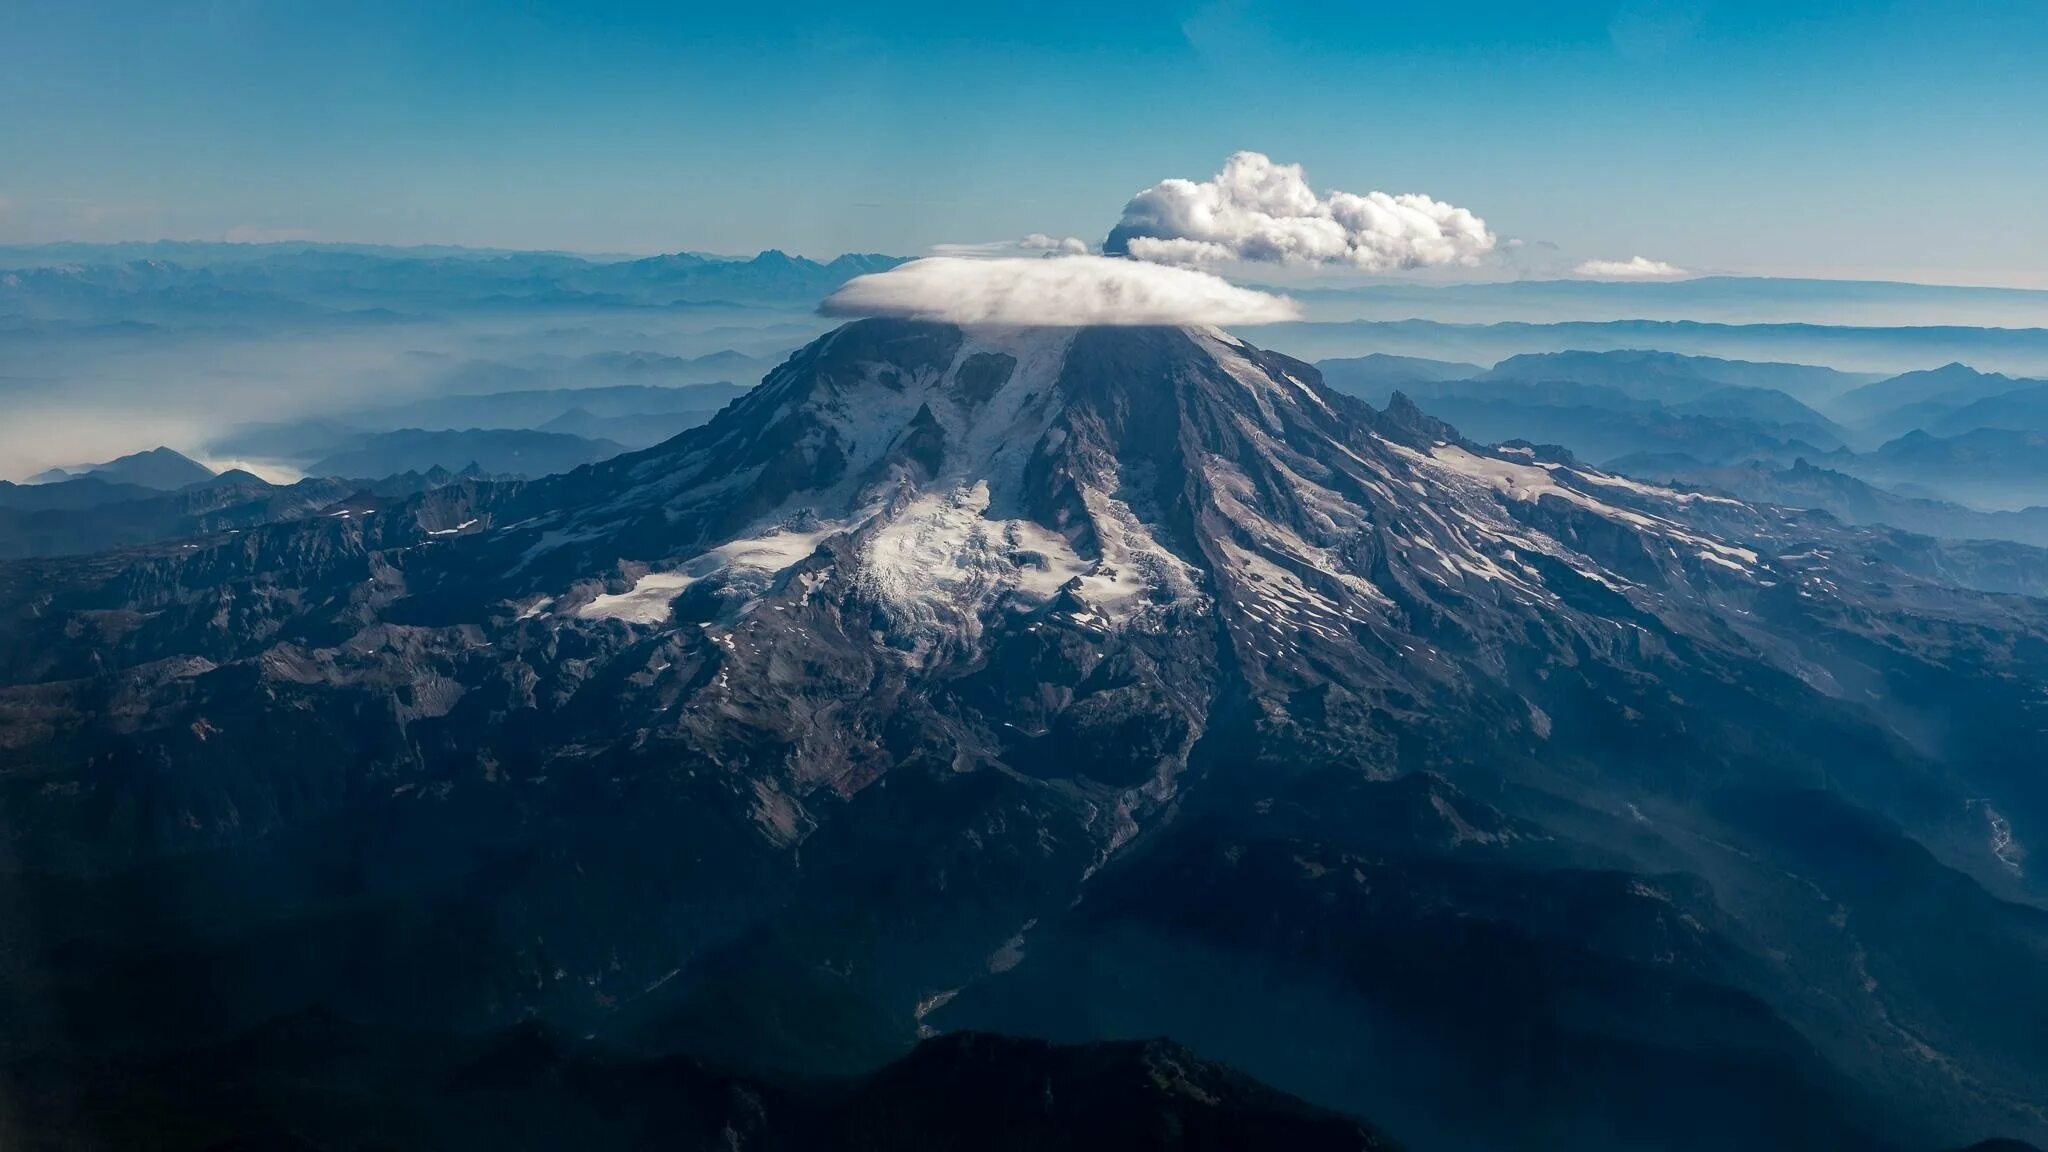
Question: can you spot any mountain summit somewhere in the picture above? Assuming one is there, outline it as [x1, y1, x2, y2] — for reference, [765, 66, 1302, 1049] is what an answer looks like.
[25, 444, 215, 489]
[3, 320, 2046, 1151]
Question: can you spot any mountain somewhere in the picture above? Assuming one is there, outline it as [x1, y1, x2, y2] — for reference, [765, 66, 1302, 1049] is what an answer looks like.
[537, 406, 730, 448]
[424, 351, 777, 396]
[1268, 275, 2048, 329]
[1479, 348, 1866, 406]
[1864, 427, 2048, 475]
[1333, 369, 1845, 468]
[1315, 353, 1484, 396]
[1666, 383, 1844, 433]
[304, 426, 628, 478]
[4, 1015, 1398, 1151]
[0, 249, 909, 321]
[210, 382, 753, 463]
[0, 473, 164, 512]
[1368, 390, 1834, 468]
[1836, 364, 2038, 427]
[360, 381, 752, 429]
[1831, 428, 2048, 510]
[1841, 362, 2023, 411]
[1929, 382, 2048, 437]
[1261, 318, 2048, 379]
[24, 445, 215, 489]
[1316, 350, 1854, 466]
[0, 467, 483, 559]
[2, 320, 2046, 1151]
[586, 250, 905, 305]
[1609, 456, 2048, 550]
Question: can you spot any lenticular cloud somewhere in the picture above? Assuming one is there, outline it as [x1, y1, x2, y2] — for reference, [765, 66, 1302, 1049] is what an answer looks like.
[1574, 256, 1690, 278]
[819, 255, 1301, 327]
[1105, 151, 1496, 272]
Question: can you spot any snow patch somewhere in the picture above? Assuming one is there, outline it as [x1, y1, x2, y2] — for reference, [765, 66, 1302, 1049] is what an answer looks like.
[577, 572, 696, 624]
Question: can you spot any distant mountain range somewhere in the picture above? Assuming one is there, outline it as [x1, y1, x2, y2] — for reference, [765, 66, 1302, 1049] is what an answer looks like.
[1611, 455, 2048, 550]
[205, 379, 752, 475]
[1272, 274, 2048, 328]
[1831, 364, 2048, 439]
[0, 464, 481, 559]
[1319, 349, 1854, 471]
[1318, 349, 2048, 527]
[1479, 348, 1873, 405]
[1928, 382, 2048, 437]
[303, 427, 628, 480]
[9, 246, 2040, 327]
[1269, 318, 2048, 378]
[416, 350, 780, 396]
[0, 247, 907, 324]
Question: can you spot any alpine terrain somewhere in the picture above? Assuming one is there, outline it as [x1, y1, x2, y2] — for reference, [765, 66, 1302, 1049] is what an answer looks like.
[3, 320, 2046, 1150]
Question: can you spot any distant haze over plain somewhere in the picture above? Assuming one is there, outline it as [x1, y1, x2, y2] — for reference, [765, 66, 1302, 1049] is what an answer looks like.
[2, 242, 2047, 481]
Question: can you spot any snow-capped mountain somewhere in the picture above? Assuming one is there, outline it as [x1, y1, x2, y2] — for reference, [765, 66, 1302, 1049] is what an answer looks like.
[4, 320, 2047, 1152]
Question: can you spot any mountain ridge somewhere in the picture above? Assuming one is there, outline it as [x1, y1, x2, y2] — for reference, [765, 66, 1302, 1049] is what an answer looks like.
[2, 319, 2045, 1151]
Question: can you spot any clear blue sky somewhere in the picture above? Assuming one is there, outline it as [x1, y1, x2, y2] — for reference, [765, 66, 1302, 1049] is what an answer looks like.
[3, 0, 2045, 285]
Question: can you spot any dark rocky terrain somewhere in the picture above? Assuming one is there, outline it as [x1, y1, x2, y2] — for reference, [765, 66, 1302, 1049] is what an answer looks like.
[1, 319, 2044, 1150]
[3, 1020, 1398, 1151]
[0, 466, 486, 559]
[301, 426, 627, 480]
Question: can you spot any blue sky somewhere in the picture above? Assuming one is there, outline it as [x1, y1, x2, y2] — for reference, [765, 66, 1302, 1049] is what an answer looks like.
[3, 0, 2045, 285]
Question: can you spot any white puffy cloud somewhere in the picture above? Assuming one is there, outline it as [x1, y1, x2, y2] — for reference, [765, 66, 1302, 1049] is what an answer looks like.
[1106, 151, 1496, 272]
[820, 255, 1300, 327]
[1574, 255, 1690, 278]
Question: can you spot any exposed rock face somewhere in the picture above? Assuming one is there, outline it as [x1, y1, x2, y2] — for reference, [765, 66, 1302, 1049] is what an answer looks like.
[2, 320, 2046, 1151]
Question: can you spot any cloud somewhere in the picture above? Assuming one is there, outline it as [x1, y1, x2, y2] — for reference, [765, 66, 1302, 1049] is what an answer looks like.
[820, 255, 1300, 327]
[930, 234, 1093, 259]
[1574, 255, 1690, 278]
[1019, 233, 1090, 255]
[1105, 151, 1496, 272]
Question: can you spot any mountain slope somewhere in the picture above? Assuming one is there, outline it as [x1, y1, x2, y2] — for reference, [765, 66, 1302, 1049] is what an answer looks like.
[1836, 428, 2048, 510]
[0, 467, 478, 559]
[2, 320, 2045, 1151]
[1478, 348, 1866, 405]
[1610, 455, 2048, 551]
[25, 445, 215, 489]
[304, 426, 628, 478]
[1930, 382, 2048, 437]
[1315, 353, 1485, 396]
[1837, 363, 2039, 429]
[1668, 383, 1844, 434]
[1320, 352, 1851, 466]
[5, 1016, 1398, 1152]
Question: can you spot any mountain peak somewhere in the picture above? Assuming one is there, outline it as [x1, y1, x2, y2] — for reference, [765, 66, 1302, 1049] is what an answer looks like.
[11, 312, 2048, 1151]
[501, 316, 1792, 713]
[28, 444, 215, 490]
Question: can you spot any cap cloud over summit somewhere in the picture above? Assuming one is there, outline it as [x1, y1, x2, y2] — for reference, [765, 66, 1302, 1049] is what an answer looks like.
[819, 254, 1300, 326]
